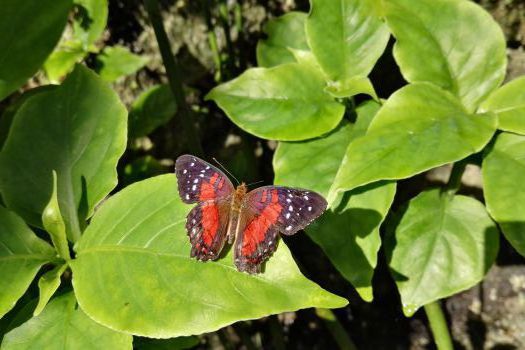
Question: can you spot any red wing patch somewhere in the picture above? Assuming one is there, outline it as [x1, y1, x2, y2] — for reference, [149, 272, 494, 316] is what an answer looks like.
[234, 186, 327, 273]
[175, 155, 234, 204]
[186, 200, 229, 261]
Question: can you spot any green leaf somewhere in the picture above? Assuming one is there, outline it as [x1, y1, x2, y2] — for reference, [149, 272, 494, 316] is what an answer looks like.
[384, 0, 506, 110]
[480, 76, 525, 135]
[482, 132, 525, 256]
[274, 101, 395, 301]
[95, 46, 149, 82]
[206, 62, 345, 141]
[385, 190, 498, 316]
[305, 0, 389, 83]
[1, 293, 132, 350]
[33, 264, 68, 316]
[0, 206, 55, 318]
[71, 174, 347, 338]
[328, 83, 497, 203]
[43, 42, 87, 83]
[129, 84, 177, 138]
[325, 76, 378, 100]
[256, 12, 309, 68]
[42, 171, 70, 260]
[0, 0, 72, 100]
[0, 65, 127, 242]
[134, 336, 200, 350]
[73, 0, 108, 48]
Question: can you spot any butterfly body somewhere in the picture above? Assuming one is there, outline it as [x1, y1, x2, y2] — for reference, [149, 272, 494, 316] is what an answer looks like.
[175, 155, 327, 274]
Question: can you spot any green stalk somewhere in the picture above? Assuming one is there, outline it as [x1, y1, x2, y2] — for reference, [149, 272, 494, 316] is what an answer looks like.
[424, 301, 454, 350]
[445, 160, 467, 195]
[316, 308, 358, 350]
[144, 0, 203, 156]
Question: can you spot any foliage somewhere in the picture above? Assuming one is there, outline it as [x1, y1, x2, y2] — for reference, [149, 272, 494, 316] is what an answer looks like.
[0, 0, 524, 348]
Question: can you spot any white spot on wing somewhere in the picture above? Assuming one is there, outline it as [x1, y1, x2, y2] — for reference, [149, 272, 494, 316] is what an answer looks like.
[285, 213, 290, 219]
[193, 179, 199, 183]
[286, 198, 291, 203]
[199, 174, 204, 177]
[190, 162, 195, 166]
[288, 205, 293, 212]
[304, 195, 309, 200]
[308, 206, 312, 211]
[192, 185, 197, 191]
[286, 225, 292, 231]
[185, 194, 190, 200]
[206, 166, 210, 170]
[183, 169, 187, 174]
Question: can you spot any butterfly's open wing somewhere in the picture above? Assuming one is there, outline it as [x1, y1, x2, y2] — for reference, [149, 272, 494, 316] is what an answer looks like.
[175, 154, 234, 203]
[234, 186, 327, 273]
[175, 155, 235, 260]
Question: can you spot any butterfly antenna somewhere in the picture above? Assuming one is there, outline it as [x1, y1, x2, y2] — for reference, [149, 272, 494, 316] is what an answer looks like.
[246, 180, 265, 188]
[212, 157, 240, 185]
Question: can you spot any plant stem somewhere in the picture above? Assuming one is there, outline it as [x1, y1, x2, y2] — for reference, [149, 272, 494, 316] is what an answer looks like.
[144, 0, 203, 156]
[424, 301, 454, 350]
[315, 308, 358, 350]
[445, 160, 467, 195]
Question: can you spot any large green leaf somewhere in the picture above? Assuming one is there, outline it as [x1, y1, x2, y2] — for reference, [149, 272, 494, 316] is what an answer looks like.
[483, 132, 525, 256]
[384, 0, 506, 110]
[305, 0, 389, 91]
[95, 46, 149, 82]
[385, 190, 498, 316]
[328, 83, 497, 203]
[0, 65, 127, 242]
[0, 206, 55, 318]
[274, 102, 395, 301]
[71, 174, 347, 338]
[0, 0, 72, 100]
[480, 76, 525, 135]
[1, 293, 132, 349]
[206, 62, 344, 141]
[256, 12, 309, 68]
[129, 84, 177, 138]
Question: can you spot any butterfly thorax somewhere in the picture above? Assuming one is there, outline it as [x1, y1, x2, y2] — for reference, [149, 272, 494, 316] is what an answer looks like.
[231, 183, 247, 212]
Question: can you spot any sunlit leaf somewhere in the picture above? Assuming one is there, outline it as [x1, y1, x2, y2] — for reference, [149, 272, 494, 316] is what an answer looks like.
[328, 83, 497, 203]
[1, 293, 132, 349]
[384, 0, 506, 110]
[71, 174, 347, 338]
[33, 264, 68, 316]
[95, 46, 149, 82]
[483, 132, 525, 256]
[385, 190, 498, 316]
[207, 62, 344, 141]
[0, 206, 55, 318]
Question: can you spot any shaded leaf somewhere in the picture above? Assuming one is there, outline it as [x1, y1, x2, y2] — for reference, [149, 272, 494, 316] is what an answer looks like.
[328, 83, 497, 203]
[481, 76, 525, 135]
[33, 264, 68, 316]
[483, 132, 525, 256]
[71, 174, 347, 338]
[274, 102, 395, 301]
[133, 336, 200, 350]
[1, 293, 132, 349]
[73, 0, 108, 48]
[385, 190, 498, 316]
[0, 206, 55, 318]
[256, 12, 309, 68]
[0, 0, 72, 100]
[305, 0, 389, 84]
[0, 65, 127, 242]
[207, 62, 344, 141]
[95, 46, 149, 82]
[384, 0, 506, 110]
[129, 84, 177, 138]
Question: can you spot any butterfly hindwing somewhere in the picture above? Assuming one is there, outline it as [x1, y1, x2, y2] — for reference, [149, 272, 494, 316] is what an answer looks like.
[186, 199, 230, 261]
[234, 186, 327, 273]
[175, 154, 234, 204]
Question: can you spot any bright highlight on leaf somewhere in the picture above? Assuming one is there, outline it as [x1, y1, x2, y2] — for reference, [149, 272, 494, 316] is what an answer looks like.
[384, 0, 506, 110]
[483, 132, 525, 256]
[71, 174, 347, 338]
[385, 190, 498, 316]
[328, 83, 497, 203]
[206, 62, 345, 141]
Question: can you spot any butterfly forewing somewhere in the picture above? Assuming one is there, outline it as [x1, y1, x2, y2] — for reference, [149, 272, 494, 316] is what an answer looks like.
[233, 186, 327, 273]
[175, 155, 234, 204]
[175, 155, 234, 261]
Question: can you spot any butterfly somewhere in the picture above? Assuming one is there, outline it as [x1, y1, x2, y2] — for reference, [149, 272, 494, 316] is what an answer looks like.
[174, 155, 327, 274]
